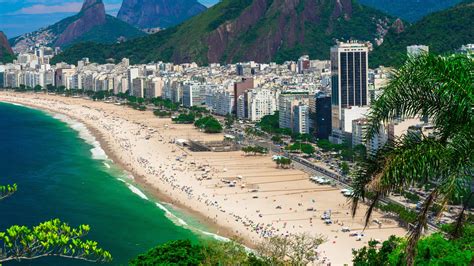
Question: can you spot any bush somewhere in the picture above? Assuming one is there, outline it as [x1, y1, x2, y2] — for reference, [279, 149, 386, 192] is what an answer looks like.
[195, 116, 223, 133]
[130, 239, 267, 266]
[129, 240, 204, 265]
[286, 142, 315, 155]
[172, 113, 195, 124]
[242, 146, 268, 155]
[153, 110, 172, 118]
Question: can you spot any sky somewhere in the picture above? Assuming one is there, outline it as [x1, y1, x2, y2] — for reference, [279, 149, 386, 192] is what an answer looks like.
[0, 0, 219, 38]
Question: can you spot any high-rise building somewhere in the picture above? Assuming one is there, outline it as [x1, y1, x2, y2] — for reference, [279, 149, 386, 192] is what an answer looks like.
[278, 92, 310, 131]
[132, 77, 146, 98]
[233, 78, 254, 113]
[297, 55, 310, 74]
[293, 104, 310, 134]
[183, 83, 205, 107]
[127, 67, 139, 94]
[245, 88, 279, 121]
[330, 41, 369, 143]
[314, 93, 332, 139]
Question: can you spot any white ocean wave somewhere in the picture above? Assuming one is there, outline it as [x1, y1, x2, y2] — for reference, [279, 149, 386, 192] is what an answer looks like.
[126, 183, 149, 200]
[51, 113, 108, 160]
[8, 102, 26, 107]
[155, 202, 188, 226]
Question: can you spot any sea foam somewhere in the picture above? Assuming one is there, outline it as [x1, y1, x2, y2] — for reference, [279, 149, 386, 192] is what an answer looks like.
[126, 183, 149, 200]
[8, 102, 26, 107]
[52, 113, 108, 160]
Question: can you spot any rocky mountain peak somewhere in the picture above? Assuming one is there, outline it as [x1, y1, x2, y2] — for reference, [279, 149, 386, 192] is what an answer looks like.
[0, 31, 14, 63]
[0, 31, 13, 55]
[81, 0, 104, 11]
[54, 0, 106, 47]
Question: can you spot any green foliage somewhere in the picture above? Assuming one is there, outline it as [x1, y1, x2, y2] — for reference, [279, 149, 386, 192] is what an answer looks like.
[207, 0, 254, 31]
[353, 225, 474, 265]
[358, 0, 463, 22]
[274, 157, 292, 169]
[271, 135, 283, 144]
[257, 112, 292, 136]
[153, 110, 171, 118]
[340, 162, 350, 175]
[370, 0, 474, 67]
[131, 234, 326, 266]
[402, 191, 421, 203]
[130, 239, 267, 266]
[245, 127, 264, 137]
[317, 140, 359, 161]
[286, 142, 315, 155]
[33, 85, 43, 92]
[353, 236, 402, 266]
[0, 183, 17, 200]
[151, 97, 179, 111]
[0, 47, 16, 63]
[351, 53, 474, 265]
[258, 112, 280, 133]
[0, 182, 111, 263]
[377, 202, 418, 225]
[224, 113, 235, 129]
[242, 145, 269, 155]
[172, 113, 196, 124]
[129, 240, 203, 266]
[194, 116, 223, 133]
[0, 219, 111, 263]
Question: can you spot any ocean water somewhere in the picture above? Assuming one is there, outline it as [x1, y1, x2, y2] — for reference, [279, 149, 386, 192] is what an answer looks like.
[0, 102, 201, 265]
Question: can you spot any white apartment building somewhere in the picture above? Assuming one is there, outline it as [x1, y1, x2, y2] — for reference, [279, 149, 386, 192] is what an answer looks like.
[293, 104, 310, 134]
[246, 88, 279, 121]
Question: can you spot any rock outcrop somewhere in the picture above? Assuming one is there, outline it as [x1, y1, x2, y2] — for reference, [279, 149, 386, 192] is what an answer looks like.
[117, 0, 207, 29]
[0, 31, 15, 63]
[10, 0, 145, 52]
[0, 31, 13, 55]
[54, 0, 106, 47]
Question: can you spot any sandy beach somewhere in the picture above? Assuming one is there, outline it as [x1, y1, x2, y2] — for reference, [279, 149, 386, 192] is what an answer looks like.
[0, 92, 407, 265]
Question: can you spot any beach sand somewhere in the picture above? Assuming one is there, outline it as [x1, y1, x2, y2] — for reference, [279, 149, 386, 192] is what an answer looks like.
[0, 92, 407, 265]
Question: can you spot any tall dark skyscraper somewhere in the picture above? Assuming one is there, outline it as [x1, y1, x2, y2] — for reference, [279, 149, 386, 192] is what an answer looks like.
[330, 42, 369, 142]
[315, 93, 332, 139]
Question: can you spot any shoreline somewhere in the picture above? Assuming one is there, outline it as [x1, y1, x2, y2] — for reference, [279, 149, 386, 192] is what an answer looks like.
[0, 92, 407, 265]
[0, 97, 239, 245]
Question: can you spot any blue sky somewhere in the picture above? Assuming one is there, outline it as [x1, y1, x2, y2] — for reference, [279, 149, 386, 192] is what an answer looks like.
[0, 0, 219, 38]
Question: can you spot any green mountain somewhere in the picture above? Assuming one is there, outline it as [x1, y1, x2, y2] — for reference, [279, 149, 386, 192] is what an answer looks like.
[11, 0, 145, 53]
[52, 0, 400, 65]
[370, 0, 474, 67]
[358, 0, 463, 22]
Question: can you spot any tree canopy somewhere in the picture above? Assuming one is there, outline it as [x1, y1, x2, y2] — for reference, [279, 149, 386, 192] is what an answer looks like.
[351, 54, 474, 265]
[194, 116, 223, 133]
[0, 183, 111, 263]
[353, 224, 474, 265]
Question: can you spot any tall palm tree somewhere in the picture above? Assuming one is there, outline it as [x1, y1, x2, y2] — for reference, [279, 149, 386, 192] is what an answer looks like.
[351, 53, 473, 265]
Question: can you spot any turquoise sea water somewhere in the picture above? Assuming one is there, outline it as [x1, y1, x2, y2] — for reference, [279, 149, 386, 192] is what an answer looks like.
[0, 102, 201, 265]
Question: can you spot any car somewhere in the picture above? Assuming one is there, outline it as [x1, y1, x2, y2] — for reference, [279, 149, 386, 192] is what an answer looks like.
[341, 189, 354, 197]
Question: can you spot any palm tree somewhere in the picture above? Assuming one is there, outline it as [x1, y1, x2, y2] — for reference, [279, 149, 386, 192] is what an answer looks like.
[351, 54, 473, 266]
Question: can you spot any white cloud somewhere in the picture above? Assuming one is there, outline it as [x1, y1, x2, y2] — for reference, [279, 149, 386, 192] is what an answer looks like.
[12, 2, 83, 14]
[10, 1, 121, 15]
